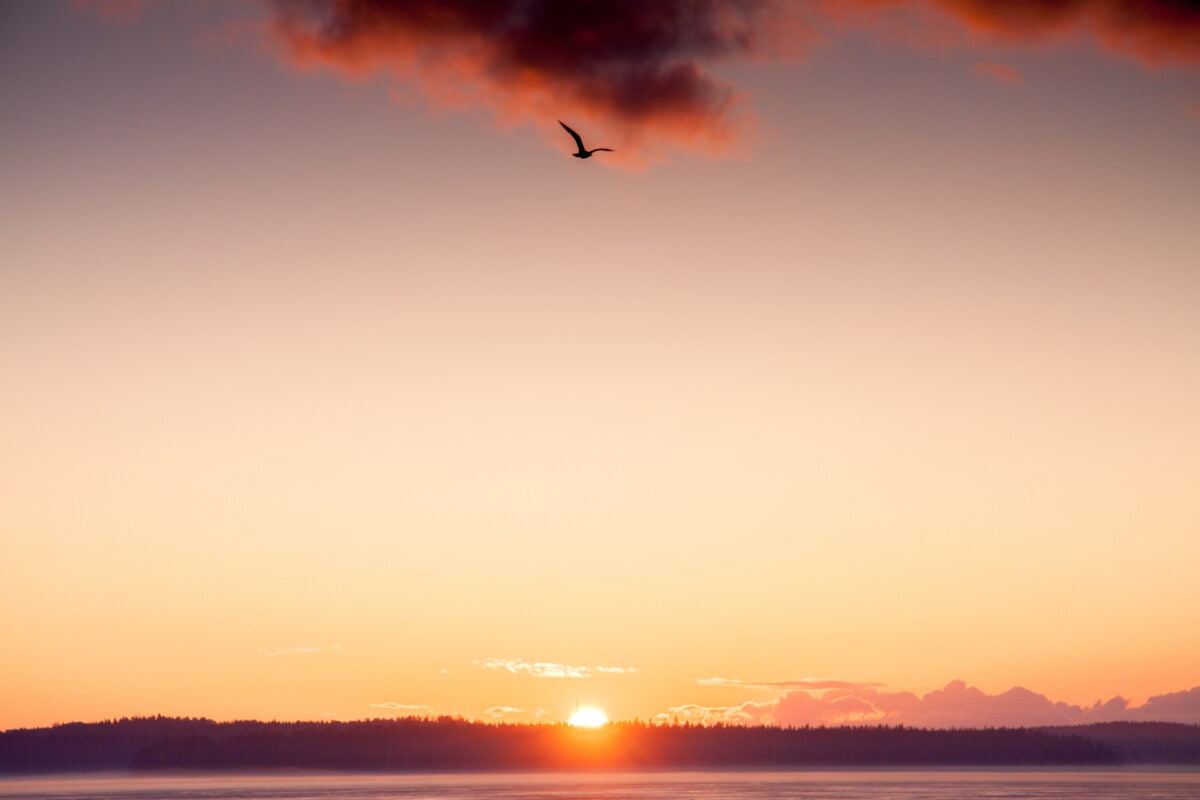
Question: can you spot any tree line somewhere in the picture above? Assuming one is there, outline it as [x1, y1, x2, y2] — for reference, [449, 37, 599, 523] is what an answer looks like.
[3, 716, 1198, 773]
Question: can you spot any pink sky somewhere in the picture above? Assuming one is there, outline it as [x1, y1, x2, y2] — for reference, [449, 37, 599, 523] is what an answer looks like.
[1, 1, 1198, 730]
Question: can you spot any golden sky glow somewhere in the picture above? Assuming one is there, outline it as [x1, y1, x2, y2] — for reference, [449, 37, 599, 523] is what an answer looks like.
[1, 1, 1198, 731]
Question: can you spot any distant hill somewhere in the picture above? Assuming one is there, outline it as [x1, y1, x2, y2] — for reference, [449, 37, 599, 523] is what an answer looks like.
[2, 717, 1198, 774]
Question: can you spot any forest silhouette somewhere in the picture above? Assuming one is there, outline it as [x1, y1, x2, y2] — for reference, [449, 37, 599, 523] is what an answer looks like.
[3, 717, 1199, 773]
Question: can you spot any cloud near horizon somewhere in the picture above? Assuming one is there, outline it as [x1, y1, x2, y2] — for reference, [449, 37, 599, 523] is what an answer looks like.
[483, 705, 522, 719]
[476, 657, 638, 679]
[666, 680, 1200, 727]
[483, 705, 547, 721]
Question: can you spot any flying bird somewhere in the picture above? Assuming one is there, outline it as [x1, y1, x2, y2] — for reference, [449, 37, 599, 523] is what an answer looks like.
[559, 121, 613, 159]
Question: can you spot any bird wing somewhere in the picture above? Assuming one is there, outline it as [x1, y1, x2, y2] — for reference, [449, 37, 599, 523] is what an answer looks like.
[559, 120, 585, 151]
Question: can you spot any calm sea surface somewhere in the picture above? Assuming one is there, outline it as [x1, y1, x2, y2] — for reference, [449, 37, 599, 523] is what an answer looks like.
[1, 771, 1198, 800]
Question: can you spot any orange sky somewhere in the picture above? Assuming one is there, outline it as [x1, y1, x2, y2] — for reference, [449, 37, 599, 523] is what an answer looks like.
[1, 1, 1198, 731]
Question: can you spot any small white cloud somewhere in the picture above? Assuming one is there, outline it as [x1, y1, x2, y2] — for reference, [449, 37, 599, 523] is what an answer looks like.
[698, 676, 739, 686]
[484, 705, 525, 719]
[475, 657, 639, 679]
[476, 657, 589, 678]
[369, 702, 432, 713]
[654, 702, 766, 725]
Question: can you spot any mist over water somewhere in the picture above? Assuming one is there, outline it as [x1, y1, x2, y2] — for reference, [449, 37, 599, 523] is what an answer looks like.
[2, 771, 1199, 800]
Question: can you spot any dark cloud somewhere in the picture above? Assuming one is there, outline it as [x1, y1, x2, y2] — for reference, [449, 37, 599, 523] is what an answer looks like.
[84, 2, 1199, 164]
[262, 1, 1198, 165]
[267, 0, 799, 165]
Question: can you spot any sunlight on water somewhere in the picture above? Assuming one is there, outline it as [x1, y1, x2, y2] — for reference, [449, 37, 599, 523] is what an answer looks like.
[1, 771, 1199, 800]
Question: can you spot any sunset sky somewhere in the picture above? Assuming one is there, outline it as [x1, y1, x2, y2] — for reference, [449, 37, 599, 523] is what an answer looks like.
[2, 0, 1199, 732]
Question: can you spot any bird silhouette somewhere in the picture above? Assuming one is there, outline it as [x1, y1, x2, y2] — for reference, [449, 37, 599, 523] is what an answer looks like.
[559, 121, 613, 159]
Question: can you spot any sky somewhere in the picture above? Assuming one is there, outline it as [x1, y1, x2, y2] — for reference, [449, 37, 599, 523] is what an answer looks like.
[1, 0, 1199, 731]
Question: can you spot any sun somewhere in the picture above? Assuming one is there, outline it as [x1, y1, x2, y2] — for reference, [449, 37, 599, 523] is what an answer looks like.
[568, 706, 608, 728]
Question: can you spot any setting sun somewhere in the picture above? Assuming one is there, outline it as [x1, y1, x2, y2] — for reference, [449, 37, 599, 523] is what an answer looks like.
[568, 707, 608, 728]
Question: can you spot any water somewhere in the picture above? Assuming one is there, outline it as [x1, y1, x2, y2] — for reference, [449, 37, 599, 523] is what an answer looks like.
[1, 771, 1198, 800]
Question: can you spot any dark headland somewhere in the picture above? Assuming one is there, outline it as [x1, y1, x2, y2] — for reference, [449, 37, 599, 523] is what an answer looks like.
[3, 718, 1199, 773]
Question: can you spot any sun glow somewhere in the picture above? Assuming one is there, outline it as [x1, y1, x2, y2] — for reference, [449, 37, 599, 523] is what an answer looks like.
[568, 706, 608, 727]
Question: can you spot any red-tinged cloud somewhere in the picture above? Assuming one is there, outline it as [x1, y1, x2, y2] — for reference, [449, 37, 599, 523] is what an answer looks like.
[260, 1, 1198, 166]
[683, 679, 1200, 727]
[266, 0, 802, 166]
[925, 1, 1200, 65]
[825, 1, 1200, 66]
[81, 2, 1200, 164]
